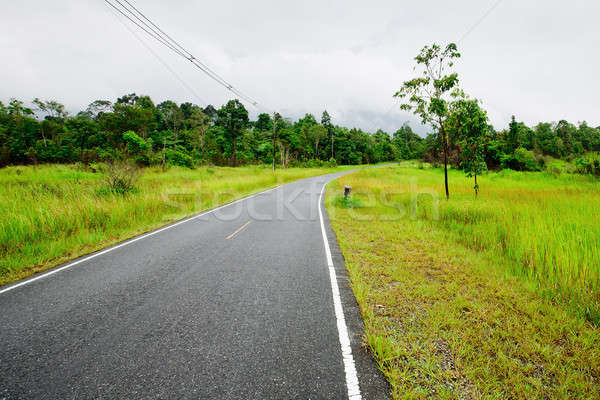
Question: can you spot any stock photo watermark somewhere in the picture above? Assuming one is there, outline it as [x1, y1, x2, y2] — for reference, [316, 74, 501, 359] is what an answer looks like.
[160, 178, 439, 223]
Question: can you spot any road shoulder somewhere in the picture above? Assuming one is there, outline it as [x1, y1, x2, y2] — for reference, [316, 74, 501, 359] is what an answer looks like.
[321, 186, 391, 399]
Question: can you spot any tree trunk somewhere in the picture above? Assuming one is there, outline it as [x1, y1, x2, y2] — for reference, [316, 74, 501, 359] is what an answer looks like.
[279, 143, 285, 167]
[331, 131, 334, 159]
[442, 130, 450, 200]
[443, 152, 449, 199]
[41, 125, 47, 148]
[474, 174, 479, 198]
[231, 139, 237, 167]
[162, 137, 167, 172]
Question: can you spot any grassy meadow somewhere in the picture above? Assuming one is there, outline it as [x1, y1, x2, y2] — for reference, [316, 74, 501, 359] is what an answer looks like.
[0, 163, 347, 285]
[326, 164, 600, 399]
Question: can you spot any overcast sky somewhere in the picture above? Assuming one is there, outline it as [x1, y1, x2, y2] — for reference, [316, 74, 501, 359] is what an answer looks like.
[1, 0, 598, 135]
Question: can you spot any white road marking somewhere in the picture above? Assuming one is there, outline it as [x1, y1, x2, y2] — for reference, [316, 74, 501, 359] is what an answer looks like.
[0, 186, 280, 295]
[226, 220, 252, 240]
[318, 183, 362, 400]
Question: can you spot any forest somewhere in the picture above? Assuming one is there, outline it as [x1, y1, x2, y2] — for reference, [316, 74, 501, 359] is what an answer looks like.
[1, 94, 600, 176]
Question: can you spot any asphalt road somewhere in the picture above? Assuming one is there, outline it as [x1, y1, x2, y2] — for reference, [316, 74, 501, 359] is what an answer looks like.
[0, 171, 388, 399]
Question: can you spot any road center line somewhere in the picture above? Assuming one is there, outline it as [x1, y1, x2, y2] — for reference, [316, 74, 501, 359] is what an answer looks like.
[226, 220, 252, 240]
[318, 182, 362, 400]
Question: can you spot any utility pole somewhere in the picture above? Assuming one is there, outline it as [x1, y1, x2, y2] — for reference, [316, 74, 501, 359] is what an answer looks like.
[272, 112, 277, 172]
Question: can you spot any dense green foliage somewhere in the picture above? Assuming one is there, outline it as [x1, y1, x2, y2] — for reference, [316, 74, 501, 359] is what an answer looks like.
[0, 95, 402, 168]
[2, 94, 599, 178]
[487, 117, 600, 171]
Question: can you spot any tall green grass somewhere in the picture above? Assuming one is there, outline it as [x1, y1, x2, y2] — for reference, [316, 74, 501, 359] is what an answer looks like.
[326, 165, 600, 398]
[0, 164, 346, 284]
[332, 164, 600, 323]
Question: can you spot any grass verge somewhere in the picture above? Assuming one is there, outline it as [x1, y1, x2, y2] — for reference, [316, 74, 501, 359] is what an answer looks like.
[326, 164, 600, 399]
[0, 163, 348, 285]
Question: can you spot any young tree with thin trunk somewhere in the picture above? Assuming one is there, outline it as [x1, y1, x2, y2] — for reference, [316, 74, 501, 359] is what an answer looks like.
[446, 99, 489, 197]
[394, 43, 461, 199]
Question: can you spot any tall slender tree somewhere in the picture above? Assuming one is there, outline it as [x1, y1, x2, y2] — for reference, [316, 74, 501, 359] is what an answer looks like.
[321, 110, 333, 159]
[272, 112, 280, 171]
[394, 43, 462, 199]
[216, 99, 249, 167]
[446, 99, 489, 197]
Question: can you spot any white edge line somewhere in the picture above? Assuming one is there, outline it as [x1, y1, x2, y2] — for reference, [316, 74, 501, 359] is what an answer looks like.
[318, 183, 362, 400]
[0, 185, 281, 296]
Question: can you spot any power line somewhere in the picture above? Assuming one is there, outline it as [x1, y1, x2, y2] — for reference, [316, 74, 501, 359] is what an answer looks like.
[104, 3, 208, 106]
[458, 0, 504, 44]
[102, 0, 264, 109]
[121, 0, 195, 60]
[104, 0, 243, 97]
[103, 0, 188, 59]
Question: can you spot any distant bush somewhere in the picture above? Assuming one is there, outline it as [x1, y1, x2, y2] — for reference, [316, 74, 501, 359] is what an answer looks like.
[575, 153, 600, 176]
[79, 148, 100, 165]
[501, 148, 541, 171]
[134, 154, 150, 166]
[328, 157, 337, 168]
[103, 161, 140, 195]
[88, 162, 104, 174]
[165, 148, 193, 169]
[123, 131, 149, 156]
[305, 159, 325, 168]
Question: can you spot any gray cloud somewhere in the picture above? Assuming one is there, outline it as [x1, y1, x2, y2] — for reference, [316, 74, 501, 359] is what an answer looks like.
[1, 0, 598, 136]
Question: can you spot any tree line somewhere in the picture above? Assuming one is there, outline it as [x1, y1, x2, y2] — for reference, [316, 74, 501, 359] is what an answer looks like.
[1, 89, 599, 178]
[0, 95, 402, 169]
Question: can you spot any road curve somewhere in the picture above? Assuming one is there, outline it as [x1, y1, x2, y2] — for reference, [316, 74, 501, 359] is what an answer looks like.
[0, 171, 388, 399]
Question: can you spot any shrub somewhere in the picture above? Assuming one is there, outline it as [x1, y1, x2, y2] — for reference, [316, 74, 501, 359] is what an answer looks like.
[134, 154, 150, 166]
[79, 148, 100, 165]
[328, 157, 337, 168]
[305, 159, 325, 168]
[333, 194, 364, 208]
[103, 161, 140, 195]
[88, 162, 104, 174]
[575, 153, 600, 176]
[98, 147, 123, 162]
[165, 148, 193, 169]
[501, 148, 541, 171]
[122, 131, 149, 156]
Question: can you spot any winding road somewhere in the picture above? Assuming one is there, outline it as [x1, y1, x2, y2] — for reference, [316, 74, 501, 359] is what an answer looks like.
[0, 171, 387, 399]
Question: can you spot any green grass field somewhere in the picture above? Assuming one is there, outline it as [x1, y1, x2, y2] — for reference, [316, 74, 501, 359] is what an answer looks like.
[326, 164, 600, 399]
[0, 164, 347, 285]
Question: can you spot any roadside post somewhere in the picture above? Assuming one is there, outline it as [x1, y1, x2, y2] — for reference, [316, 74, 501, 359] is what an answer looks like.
[344, 185, 351, 199]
